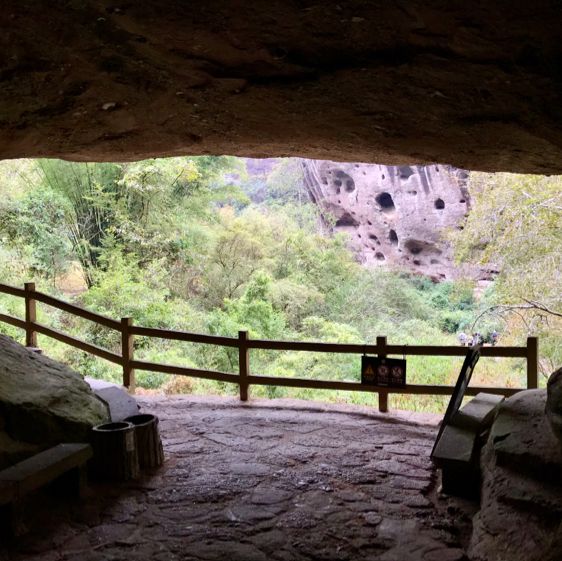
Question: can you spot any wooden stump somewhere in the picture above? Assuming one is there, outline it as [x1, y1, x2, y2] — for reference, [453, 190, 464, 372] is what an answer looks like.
[90, 421, 139, 481]
[124, 414, 164, 470]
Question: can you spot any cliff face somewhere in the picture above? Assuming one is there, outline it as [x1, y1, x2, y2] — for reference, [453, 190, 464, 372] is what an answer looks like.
[302, 160, 470, 280]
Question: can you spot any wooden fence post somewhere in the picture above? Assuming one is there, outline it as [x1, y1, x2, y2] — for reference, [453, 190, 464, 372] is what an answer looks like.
[24, 282, 37, 348]
[121, 317, 135, 393]
[377, 335, 389, 413]
[239, 330, 249, 402]
[526, 336, 538, 389]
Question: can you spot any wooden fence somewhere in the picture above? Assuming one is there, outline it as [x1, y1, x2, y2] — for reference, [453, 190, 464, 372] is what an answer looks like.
[0, 282, 538, 412]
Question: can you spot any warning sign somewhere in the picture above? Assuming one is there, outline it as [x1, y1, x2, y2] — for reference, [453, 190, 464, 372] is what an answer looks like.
[361, 356, 406, 387]
[361, 356, 379, 385]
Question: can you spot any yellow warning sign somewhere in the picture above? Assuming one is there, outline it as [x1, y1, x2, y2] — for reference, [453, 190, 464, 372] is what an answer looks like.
[364, 364, 375, 377]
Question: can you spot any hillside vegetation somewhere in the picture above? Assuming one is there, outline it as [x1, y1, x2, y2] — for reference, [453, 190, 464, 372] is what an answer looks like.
[0, 158, 559, 412]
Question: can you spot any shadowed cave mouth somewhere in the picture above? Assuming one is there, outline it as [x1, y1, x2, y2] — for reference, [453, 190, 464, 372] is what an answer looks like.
[332, 170, 356, 194]
[398, 166, 415, 179]
[335, 212, 360, 227]
[375, 192, 395, 211]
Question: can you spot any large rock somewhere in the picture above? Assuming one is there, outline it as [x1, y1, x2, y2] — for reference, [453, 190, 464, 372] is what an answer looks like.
[302, 160, 477, 280]
[546, 367, 562, 448]
[0, 335, 109, 468]
[469, 390, 562, 561]
[2, 2, 562, 173]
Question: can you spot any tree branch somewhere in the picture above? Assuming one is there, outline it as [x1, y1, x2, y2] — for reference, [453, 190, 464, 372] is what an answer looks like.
[471, 301, 562, 331]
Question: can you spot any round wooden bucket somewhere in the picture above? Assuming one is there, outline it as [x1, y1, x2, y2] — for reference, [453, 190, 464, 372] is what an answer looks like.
[91, 421, 139, 480]
[124, 414, 164, 470]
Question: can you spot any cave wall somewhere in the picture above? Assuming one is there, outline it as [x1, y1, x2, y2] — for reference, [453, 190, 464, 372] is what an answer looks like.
[2, 1, 562, 172]
[302, 160, 473, 280]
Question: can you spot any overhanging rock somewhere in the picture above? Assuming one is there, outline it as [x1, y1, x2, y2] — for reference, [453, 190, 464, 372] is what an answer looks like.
[2, 2, 562, 172]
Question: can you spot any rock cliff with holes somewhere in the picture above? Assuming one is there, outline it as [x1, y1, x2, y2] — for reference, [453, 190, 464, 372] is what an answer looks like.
[302, 160, 471, 280]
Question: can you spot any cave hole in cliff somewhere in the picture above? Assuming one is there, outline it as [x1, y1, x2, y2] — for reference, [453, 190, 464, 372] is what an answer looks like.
[434, 198, 445, 209]
[375, 192, 395, 211]
[389, 229, 398, 245]
[335, 213, 359, 227]
[331, 170, 355, 193]
[404, 240, 423, 255]
[369, 234, 378, 241]
[398, 166, 414, 179]
[375, 252, 385, 261]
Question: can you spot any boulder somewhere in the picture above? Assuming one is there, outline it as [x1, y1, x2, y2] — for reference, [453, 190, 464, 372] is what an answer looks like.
[546, 367, 562, 447]
[0, 335, 109, 468]
[469, 389, 562, 561]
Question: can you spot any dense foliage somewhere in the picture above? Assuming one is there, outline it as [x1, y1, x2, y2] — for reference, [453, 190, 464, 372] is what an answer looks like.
[0, 158, 556, 411]
[448, 172, 562, 375]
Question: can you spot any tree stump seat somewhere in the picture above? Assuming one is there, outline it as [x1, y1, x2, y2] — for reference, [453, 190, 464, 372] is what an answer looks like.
[0, 443, 92, 536]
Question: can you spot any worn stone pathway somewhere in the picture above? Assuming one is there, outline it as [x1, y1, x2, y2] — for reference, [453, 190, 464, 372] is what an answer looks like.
[0, 396, 474, 561]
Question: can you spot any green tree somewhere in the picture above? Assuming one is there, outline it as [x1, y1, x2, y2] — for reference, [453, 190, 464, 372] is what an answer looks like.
[449, 172, 562, 375]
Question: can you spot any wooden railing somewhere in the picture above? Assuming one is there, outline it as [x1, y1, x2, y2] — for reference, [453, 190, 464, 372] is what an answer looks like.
[0, 282, 538, 412]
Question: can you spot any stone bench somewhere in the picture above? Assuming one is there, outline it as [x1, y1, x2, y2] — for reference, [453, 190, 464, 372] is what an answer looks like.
[0, 443, 92, 536]
[432, 393, 504, 499]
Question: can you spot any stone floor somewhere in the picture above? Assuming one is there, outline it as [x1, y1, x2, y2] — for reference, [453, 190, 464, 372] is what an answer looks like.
[0, 396, 475, 561]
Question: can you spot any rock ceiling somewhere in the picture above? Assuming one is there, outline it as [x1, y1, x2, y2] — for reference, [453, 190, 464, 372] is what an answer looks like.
[2, 1, 562, 172]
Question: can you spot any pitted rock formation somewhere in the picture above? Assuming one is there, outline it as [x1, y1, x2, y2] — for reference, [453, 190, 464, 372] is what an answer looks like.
[303, 160, 469, 279]
[2, 2, 562, 172]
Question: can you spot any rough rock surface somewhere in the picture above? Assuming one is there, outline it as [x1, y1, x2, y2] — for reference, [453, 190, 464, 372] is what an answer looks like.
[303, 160, 472, 279]
[0, 335, 108, 468]
[546, 367, 562, 447]
[0, 396, 474, 561]
[2, 2, 562, 172]
[469, 390, 562, 561]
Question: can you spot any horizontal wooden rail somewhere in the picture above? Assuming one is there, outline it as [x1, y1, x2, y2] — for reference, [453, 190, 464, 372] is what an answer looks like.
[131, 360, 238, 384]
[32, 292, 121, 330]
[0, 281, 538, 411]
[130, 325, 239, 347]
[0, 313, 26, 330]
[248, 338, 529, 358]
[0, 283, 26, 298]
[33, 323, 122, 365]
[247, 374, 523, 397]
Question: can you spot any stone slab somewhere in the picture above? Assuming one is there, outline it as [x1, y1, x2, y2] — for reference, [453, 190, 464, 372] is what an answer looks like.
[92, 386, 140, 423]
[0, 443, 92, 496]
[432, 424, 477, 465]
[451, 392, 504, 433]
